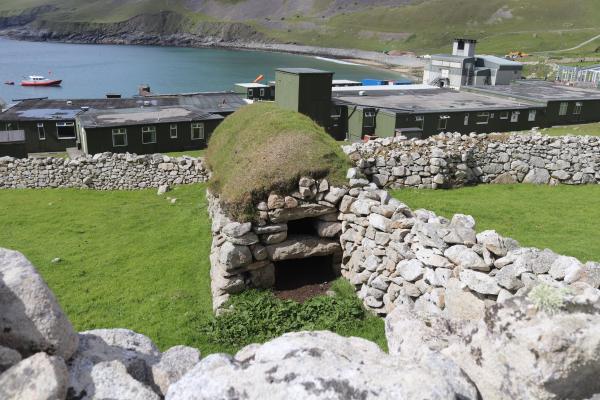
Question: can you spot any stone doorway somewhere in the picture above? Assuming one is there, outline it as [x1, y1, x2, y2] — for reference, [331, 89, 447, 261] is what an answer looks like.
[273, 254, 339, 302]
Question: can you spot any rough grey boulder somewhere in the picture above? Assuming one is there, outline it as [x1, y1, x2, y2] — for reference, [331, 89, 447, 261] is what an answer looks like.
[442, 293, 600, 400]
[444, 245, 489, 271]
[523, 168, 551, 184]
[265, 235, 341, 261]
[459, 269, 501, 295]
[268, 204, 336, 223]
[443, 278, 486, 320]
[0, 345, 21, 373]
[77, 360, 160, 400]
[0, 352, 68, 400]
[0, 248, 78, 360]
[166, 331, 479, 400]
[152, 345, 201, 396]
[68, 328, 161, 398]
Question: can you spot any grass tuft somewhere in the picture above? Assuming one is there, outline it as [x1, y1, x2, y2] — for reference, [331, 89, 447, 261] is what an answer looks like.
[206, 103, 350, 220]
[528, 284, 571, 313]
[203, 279, 387, 351]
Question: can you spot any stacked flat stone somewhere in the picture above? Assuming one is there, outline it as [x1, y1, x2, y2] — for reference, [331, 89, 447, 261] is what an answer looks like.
[0, 153, 209, 190]
[338, 185, 600, 316]
[208, 177, 348, 311]
[343, 132, 599, 189]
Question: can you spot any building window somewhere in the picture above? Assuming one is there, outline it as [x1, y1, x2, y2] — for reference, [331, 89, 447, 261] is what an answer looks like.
[559, 102, 568, 116]
[528, 110, 537, 122]
[511, 111, 520, 122]
[574, 102, 582, 115]
[248, 89, 254, 97]
[438, 115, 449, 130]
[464, 113, 469, 125]
[142, 126, 157, 144]
[415, 115, 424, 129]
[260, 88, 265, 97]
[499, 111, 509, 120]
[363, 110, 376, 128]
[170, 124, 178, 139]
[56, 122, 76, 139]
[476, 112, 490, 125]
[112, 128, 128, 147]
[191, 122, 205, 140]
[37, 123, 46, 140]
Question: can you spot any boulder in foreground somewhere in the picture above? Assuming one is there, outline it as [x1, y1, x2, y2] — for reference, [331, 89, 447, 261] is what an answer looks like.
[0, 248, 78, 360]
[166, 331, 478, 400]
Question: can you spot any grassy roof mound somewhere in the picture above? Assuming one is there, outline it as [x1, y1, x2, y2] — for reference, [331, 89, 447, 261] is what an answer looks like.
[206, 103, 350, 219]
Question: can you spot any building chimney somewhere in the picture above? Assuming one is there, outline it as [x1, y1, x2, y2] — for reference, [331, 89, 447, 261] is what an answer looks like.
[452, 38, 477, 57]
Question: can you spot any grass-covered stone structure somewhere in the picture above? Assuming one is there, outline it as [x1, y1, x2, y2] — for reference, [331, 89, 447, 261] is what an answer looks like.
[206, 103, 354, 310]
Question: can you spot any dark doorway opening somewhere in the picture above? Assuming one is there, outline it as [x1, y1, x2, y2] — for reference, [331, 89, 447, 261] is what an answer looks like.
[274, 255, 338, 302]
[287, 218, 317, 236]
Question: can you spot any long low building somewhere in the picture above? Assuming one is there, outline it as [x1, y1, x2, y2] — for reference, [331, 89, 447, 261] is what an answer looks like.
[331, 87, 544, 140]
[77, 106, 223, 155]
[0, 92, 246, 155]
[466, 80, 600, 127]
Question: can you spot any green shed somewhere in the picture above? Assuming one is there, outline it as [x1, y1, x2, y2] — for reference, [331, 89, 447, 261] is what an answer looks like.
[275, 68, 334, 129]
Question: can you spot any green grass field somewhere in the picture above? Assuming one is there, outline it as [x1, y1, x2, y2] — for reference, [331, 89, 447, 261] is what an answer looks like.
[523, 123, 600, 137]
[0, 185, 384, 353]
[392, 184, 600, 263]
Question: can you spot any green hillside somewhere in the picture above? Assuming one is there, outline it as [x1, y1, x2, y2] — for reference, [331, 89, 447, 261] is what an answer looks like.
[1, 0, 599, 57]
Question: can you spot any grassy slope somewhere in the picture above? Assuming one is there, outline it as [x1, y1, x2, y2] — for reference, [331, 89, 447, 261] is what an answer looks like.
[206, 103, 350, 219]
[2, 0, 599, 57]
[392, 185, 600, 263]
[0, 184, 217, 352]
[0, 185, 385, 353]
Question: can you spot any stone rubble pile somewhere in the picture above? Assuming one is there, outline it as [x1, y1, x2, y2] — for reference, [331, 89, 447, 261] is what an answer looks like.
[343, 132, 600, 189]
[208, 176, 347, 311]
[339, 183, 600, 316]
[2, 247, 600, 399]
[0, 153, 209, 190]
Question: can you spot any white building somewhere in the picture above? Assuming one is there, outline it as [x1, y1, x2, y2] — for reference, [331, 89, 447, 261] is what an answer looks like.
[423, 39, 523, 89]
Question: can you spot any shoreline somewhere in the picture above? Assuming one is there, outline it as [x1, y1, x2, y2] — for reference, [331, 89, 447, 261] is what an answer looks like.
[0, 33, 425, 81]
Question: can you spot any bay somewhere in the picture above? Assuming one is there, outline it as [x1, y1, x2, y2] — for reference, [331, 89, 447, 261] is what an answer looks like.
[0, 37, 408, 101]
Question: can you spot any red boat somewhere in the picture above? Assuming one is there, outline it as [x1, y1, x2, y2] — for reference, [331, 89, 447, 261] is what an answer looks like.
[21, 75, 62, 87]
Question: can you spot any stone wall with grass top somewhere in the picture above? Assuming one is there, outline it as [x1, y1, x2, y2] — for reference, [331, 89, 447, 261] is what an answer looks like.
[0, 152, 209, 190]
[343, 132, 600, 189]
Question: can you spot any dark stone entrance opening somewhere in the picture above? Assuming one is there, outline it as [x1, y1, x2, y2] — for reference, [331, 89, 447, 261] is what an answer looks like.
[287, 218, 318, 236]
[273, 254, 339, 302]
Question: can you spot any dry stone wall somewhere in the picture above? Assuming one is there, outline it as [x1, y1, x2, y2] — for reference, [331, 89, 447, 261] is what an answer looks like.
[338, 187, 600, 317]
[0, 153, 209, 190]
[344, 132, 600, 189]
[208, 170, 600, 317]
[208, 177, 347, 311]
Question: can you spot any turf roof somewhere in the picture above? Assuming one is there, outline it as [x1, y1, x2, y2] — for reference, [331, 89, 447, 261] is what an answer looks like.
[206, 103, 350, 220]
